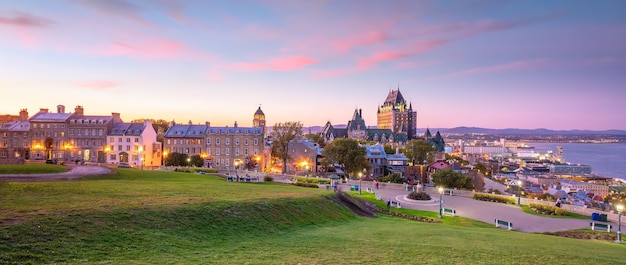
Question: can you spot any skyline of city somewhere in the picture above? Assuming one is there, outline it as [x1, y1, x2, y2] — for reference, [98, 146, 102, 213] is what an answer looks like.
[1, 1, 625, 130]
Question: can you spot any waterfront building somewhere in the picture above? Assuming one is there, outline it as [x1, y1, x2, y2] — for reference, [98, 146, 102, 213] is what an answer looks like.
[548, 163, 592, 176]
[106, 119, 160, 168]
[0, 109, 30, 163]
[377, 88, 417, 139]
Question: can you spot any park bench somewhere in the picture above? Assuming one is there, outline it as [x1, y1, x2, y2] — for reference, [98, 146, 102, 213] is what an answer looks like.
[390, 200, 401, 208]
[375, 194, 382, 200]
[443, 208, 457, 216]
[444, 189, 453, 196]
[589, 222, 612, 232]
[366, 187, 374, 193]
[495, 219, 513, 230]
[405, 185, 416, 192]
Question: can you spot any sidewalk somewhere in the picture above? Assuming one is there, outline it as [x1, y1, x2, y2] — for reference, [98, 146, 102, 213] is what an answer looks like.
[0, 165, 111, 182]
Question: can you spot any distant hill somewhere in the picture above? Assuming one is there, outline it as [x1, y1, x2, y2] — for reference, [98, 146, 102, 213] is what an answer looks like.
[436, 127, 626, 135]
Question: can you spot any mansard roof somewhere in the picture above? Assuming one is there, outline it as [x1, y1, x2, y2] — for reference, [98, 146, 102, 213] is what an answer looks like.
[109, 122, 147, 136]
[0, 120, 30, 131]
[383, 89, 406, 106]
[164, 124, 207, 138]
[29, 112, 73, 122]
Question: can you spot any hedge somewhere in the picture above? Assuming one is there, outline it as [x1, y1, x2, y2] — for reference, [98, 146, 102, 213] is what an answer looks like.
[529, 203, 568, 216]
[473, 193, 516, 204]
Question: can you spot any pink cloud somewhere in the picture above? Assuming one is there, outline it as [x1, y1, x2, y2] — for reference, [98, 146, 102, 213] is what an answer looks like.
[233, 56, 317, 71]
[356, 39, 447, 70]
[448, 58, 551, 77]
[0, 12, 53, 27]
[333, 31, 390, 53]
[74, 80, 118, 90]
[93, 37, 212, 60]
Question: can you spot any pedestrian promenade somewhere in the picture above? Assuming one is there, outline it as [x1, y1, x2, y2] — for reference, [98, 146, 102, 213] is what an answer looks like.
[0, 165, 111, 181]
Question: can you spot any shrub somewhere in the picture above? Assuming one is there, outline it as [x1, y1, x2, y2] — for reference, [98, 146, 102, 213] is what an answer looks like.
[380, 173, 404, 184]
[264, 176, 274, 182]
[529, 203, 568, 216]
[473, 193, 515, 204]
[407, 191, 431, 201]
[487, 188, 502, 194]
[538, 193, 556, 202]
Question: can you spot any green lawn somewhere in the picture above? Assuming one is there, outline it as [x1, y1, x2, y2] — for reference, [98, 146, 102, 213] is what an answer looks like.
[521, 205, 590, 219]
[1, 170, 624, 264]
[0, 163, 68, 174]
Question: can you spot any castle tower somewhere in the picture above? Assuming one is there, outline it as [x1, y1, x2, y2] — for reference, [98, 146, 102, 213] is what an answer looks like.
[377, 88, 417, 139]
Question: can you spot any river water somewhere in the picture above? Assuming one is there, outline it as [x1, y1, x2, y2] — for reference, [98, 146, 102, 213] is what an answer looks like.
[529, 143, 626, 181]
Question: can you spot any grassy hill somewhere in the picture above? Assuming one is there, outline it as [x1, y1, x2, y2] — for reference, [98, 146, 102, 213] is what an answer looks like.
[0, 170, 624, 264]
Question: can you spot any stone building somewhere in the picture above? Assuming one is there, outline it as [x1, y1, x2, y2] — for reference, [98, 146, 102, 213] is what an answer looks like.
[29, 106, 74, 161]
[106, 119, 160, 168]
[321, 108, 407, 145]
[0, 109, 30, 163]
[163, 108, 265, 170]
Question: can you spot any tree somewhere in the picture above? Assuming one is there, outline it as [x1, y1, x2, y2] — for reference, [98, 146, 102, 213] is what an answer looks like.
[322, 138, 369, 177]
[474, 162, 488, 175]
[383, 144, 395, 155]
[380, 173, 403, 183]
[164, 152, 188, 166]
[403, 139, 435, 165]
[244, 156, 258, 170]
[189, 155, 203, 167]
[270, 121, 303, 174]
[431, 169, 474, 190]
[304, 133, 325, 148]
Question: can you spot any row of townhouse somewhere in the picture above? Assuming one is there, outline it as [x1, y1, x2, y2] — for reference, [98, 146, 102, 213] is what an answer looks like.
[0, 105, 161, 168]
[162, 107, 267, 171]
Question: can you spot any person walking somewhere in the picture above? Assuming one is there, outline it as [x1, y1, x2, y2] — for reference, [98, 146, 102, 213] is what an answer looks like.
[386, 199, 391, 211]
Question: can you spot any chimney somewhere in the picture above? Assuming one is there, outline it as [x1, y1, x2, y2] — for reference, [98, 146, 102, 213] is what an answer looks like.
[57, 105, 65, 113]
[39, 108, 49, 114]
[188, 120, 193, 125]
[206, 122, 211, 127]
[19, 109, 28, 121]
[359, 108, 362, 117]
[111, 112, 121, 122]
[234, 121, 238, 128]
[74, 105, 84, 116]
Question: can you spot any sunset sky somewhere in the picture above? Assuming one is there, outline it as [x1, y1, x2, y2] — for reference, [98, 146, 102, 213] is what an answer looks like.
[1, 0, 625, 130]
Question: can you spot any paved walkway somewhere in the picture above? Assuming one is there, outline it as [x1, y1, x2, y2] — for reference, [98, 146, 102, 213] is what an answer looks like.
[0, 165, 111, 181]
[370, 188, 592, 233]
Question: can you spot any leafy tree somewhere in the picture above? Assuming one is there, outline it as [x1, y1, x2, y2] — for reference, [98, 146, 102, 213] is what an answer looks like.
[446, 154, 469, 166]
[189, 155, 203, 167]
[322, 138, 369, 177]
[244, 156, 258, 170]
[164, 152, 188, 167]
[383, 144, 395, 155]
[431, 169, 473, 190]
[474, 162, 488, 175]
[304, 133, 325, 148]
[380, 173, 404, 183]
[403, 139, 435, 165]
[270, 121, 303, 174]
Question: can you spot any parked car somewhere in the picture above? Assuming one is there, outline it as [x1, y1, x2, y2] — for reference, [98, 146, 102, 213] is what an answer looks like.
[117, 163, 132, 168]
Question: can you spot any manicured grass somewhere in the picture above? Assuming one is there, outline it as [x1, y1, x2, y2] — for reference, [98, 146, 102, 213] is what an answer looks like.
[521, 205, 591, 219]
[0, 163, 68, 174]
[1, 171, 624, 264]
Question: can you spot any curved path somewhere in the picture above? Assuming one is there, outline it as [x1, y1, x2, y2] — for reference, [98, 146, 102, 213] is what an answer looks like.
[0, 165, 111, 182]
[369, 188, 591, 233]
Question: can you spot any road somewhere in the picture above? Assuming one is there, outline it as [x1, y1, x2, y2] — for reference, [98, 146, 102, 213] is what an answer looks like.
[370, 187, 592, 233]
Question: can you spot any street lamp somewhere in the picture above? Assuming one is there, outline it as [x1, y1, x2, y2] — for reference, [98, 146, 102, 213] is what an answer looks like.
[162, 151, 168, 166]
[187, 157, 191, 168]
[517, 180, 522, 206]
[617, 204, 623, 244]
[300, 161, 308, 183]
[438, 187, 444, 218]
